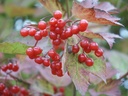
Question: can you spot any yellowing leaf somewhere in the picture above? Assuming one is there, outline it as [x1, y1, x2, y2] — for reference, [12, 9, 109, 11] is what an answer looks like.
[0, 42, 29, 54]
[39, 0, 65, 15]
[65, 51, 106, 95]
[72, 1, 123, 26]
[4, 4, 35, 17]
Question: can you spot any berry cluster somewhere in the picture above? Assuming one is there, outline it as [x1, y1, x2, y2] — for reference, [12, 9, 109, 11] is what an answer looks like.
[72, 39, 103, 66]
[20, 10, 103, 77]
[1, 63, 19, 72]
[0, 83, 29, 96]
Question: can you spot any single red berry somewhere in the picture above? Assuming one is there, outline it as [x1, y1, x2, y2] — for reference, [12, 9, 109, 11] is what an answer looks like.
[43, 93, 51, 96]
[49, 32, 57, 40]
[57, 19, 66, 28]
[56, 69, 63, 77]
[78, 19, 88, 32]
[53, 10, 62, 19]
[40, 29, 48, 37]
[20, 88, 29, 95]
[59, 87, 65, 93]
[20, 28, 29, 37]
[48, 49, 56, 58]
[38, 21, 47, 30]
[71, 25, 79, 34]
[72, 44, 80, 53]
[0, 83, 5, 91]
[29, 28, 36, 36]
[55, 62, 62, 70]
[52, 38, 61, 46]
[33, 46, 42, 55]
[12, 64, 19, 72]
[65, 28, 72, 38]
[49, 17, 57, 26]
[60, 31, 67, 40]
[95, 48, 103, 57]
[34, 56, 43, 64]
[52, 54, 60, 61]
[43, 59, 50, 67]
[7, 63, 13, 70]
[3, 88, 10, 95]
[55, 27, 63, 34]
[85, 58, 94, 66]
[50, 25, 56, 31]
[90, 42, 99, 50]
[1, 65, 8, 72]
[51, 69, 56, 75]
[80, 39, 89, 48]
[26, 47, 35, 57]
[50, 61, 56, 70]
[11, 85, 20, 94]
[53, 86, 57, 93]
[78, 54, 87, 63]
[84, 46, 91, 53]
[34, 31, 42, 41]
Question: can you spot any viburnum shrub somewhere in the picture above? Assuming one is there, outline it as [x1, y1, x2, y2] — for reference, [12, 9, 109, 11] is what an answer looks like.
[20, 10, 104, 77]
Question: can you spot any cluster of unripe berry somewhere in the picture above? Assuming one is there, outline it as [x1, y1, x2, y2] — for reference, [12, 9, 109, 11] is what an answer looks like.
[0, 83, 29, 96]
[20, 10, 103, 76]
[0, 63, 19, 72]
[72, 39, 103, 66]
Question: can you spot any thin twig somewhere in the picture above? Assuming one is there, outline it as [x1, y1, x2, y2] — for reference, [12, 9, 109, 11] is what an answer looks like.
[73, 83, 76, 96]
[119, 72, 128, 80]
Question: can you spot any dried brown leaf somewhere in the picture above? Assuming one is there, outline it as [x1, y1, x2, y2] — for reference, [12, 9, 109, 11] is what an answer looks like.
[72, 1, 123, 26]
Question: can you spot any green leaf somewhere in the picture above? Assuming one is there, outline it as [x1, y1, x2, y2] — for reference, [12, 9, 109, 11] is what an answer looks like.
[65, 51, 106, 95]
[31, 78, 54, 95]
[105, 50, 128, 75]
[0, 42, 29, 54]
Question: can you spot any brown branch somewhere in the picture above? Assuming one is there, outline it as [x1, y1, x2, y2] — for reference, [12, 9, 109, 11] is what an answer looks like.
[118, 72, 128, 80]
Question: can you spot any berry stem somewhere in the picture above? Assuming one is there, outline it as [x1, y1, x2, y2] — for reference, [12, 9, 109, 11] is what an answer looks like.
[34, 41, 39, 47]
[119, 72, 128, 80]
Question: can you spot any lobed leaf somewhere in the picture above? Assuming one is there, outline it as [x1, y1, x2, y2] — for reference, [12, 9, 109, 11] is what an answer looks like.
[0, 42, 29, 54]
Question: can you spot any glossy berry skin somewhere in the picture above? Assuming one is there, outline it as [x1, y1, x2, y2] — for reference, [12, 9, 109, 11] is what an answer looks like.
[11, 85, 20, 94]
[29, 28, 36, 36]
[34, 56, 43, 64]
[7, 63, 13, 70]
[80, 39, 89, 49]
[34, 31, 42, 41]
[0, 83, 5, 91]
[90, 42, 99, 50]
[48, 49, 56, 58]
[95, 48, 103, 57]
[1, 65, 8, 72]
[43, 59, 50, 67]
[55, 62, 62, 70]
[12, 64, 19, 72]
[20, 88, 29, 95]
[78, 54, 87, 63]
[55, 27, 63, 34]
[26, 47, 34, 57]
[53, 10, 62, 19]
[40, 29, 48, 37]
[85, 58, 94, 67]
[72, 44, 80, 53]
[78, 19, 88, 32]
[56, 69, 63, 77]
[71, 25, 79, 34]
[65, 28, 72, 38]
[33, 46, 42, 55]
[84, 46, 91, 53]
[3, 88, 10, 96]
[57, 19, 66, 28]
[38, 21, 47, 30]
[49, 32, 57, 40]
[52, 54, 60, 61]
[20, 28, 29, 37]
[52, 38, 61, 46]
[49, 17, 57, 26]
[51, 69, 56, 75]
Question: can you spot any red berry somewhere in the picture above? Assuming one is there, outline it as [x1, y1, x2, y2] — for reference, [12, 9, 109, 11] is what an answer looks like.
[78, 54, 87, 63]
[43, 59, 50, 67]
[90, 42, 99, 50]
[80, 39, 89, 48]
[55, 62, 62, 70]
[59, 87, 65, 93]
[7, 63, 13, 70]
[0, 83, 5, 91]
[71, 25, 79, 34]
[57, 19, 66, 28]
[49, 17, 57, 26]
[49, 32, 57, 40]
[1, 65, 8, 72]
[50, 61, 56, 70]
[53, 10, 62, 19]
[3, 88, 10, 95]
[65, 28, 72, 38]
[50, 25, 56, 31]
[55, 27, 63, 34]
[20, 88, 29, 95]
[56, 69, 63, 77]
[26, 47, 35, 57]
[72, 44, 80, 53]
[11, 85, 20, 94]
[34, 31, 42, 41]
[34, 56, 43, 64]
[60, 32, 67, 40]
[38, 21, 47, 30]
[85, 58, 94, 66]
[52, 38, 61, 46]
[40, 29, 48, 37]
[78, 19, 88, 32]
[48, 49, 56, 58]
[52, 54, 60, 61]
[51, 69, 56, 75]
[20, 28, 29, 37]
[12, 64, 19, 72]
[84, 46, 91, 53]
[95, 48, 103, 57]
[33, 46, 42, 55]
[29, 28, 36, 36]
